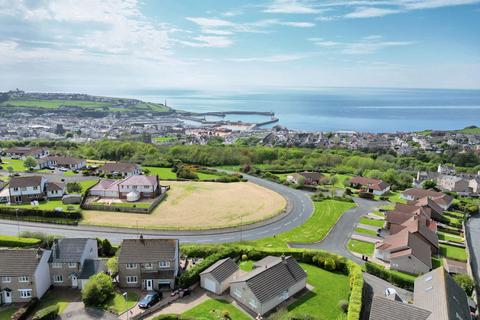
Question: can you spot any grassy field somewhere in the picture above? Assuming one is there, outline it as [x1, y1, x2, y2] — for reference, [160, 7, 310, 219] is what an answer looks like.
[105, 292, 139, 314]
[348, 239, 375, 256]
[280, 263, 350, 320]
[440, 244, 467, 262]
[144, 167, 177, 179]
[0, 306, 17, 320]
[181, 299, 250, 320]
[82, 181, 285, 230]
[250, 200, 356, 249]
[354, 227, 377, 237]
[359, 217, 384, 228]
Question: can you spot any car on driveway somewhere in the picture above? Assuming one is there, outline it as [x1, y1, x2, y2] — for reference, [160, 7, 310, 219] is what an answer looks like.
[138, 292, 161, 309]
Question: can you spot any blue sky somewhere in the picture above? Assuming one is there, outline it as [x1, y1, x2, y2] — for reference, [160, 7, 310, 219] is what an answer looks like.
[0, 0, 479, 92]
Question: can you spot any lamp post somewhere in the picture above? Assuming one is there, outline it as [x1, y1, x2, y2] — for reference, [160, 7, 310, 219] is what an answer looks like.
[15, 208, 20, 237]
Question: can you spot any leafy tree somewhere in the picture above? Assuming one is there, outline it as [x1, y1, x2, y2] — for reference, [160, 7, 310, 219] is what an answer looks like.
[453, 274, 474, 296]
[67, 182, 82, 194]
[101, 238, 115, 257]
[24, 156, 37, 169]
[422, 179, 437, 189]
[81, 273, 115, 307]
[107, 257, 118, 275]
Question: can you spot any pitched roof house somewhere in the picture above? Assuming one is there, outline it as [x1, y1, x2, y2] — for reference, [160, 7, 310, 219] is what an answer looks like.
[118, 238, 179, 290]
[414, 267, 471, 320]
[286, 172, 325, 185]
[401, 188, 453, 210]
[369, 295, 431, 320]
[0, 249, 52, 304]
[49, 238, 100, 289]
[89, 175, 160, 200]
[200, 258, 239, 294]
[5, 147, 49, 159]
[389, 215, 439, 254]
[8, 175, 47, 204]
[348, 176, 391, 195]
[36, 156, 86, 170]
[97, 162, 141, 177]
[230, 256, 307, 316]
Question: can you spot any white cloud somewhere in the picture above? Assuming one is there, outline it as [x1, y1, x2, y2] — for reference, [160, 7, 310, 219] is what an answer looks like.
[310, 35, 414, 54]
[344, 7, 400, 18]
[181, 36, 233, 48]
[264, 0, 321, 13]
[226, 53, 310, 62]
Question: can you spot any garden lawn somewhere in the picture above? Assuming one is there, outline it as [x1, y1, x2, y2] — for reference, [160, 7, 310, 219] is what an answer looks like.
[0, 307, 17, 320]
[77, 180, 99, 194]
[250, 200, 356, 249]
[387, 191, 407, 204]
[371, 211, 385, 218]
[239, 260, 254, 272]
[144, 167, 177, 179]
[1, 159, 26, 171]
[438, 231, 464, 243]
[359, 217, 384, 228]
[281, 263, 350, 320]
[348, 239, 375, 256]
[0, 200, 79, 212]
[105, 291, 139, 314]
[355, 227, 377, 237]
[440, 244, 467, 262]
[181, 299, 249, 320]
[0, 235, 41, 247]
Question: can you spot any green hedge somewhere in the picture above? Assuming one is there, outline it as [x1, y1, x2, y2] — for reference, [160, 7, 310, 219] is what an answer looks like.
[32, 305, 59, 320]
[365, 262, 415, 290]
[180, 244, 363, 320]
[0, 207, 82, 220]
[0, 235, 41, 247]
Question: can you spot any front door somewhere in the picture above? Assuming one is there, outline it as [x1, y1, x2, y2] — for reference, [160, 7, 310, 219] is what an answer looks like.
[72, 275, 78, 288]
[145, 279, 153, 291]
[4, 291, 12, 304]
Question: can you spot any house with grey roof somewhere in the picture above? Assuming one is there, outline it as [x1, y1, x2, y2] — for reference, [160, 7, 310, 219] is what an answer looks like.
[414, 267, 472, 320]
[97, 162, 141, 177]
[200, 258, 239, 294]
[369, 295, 431, 320]
[0, 248, 51, 304]
[49, 238, 101, 289]
[8, 175, 46, 204]
[229, 256, 307, 316]
[118, 237, 179, 290]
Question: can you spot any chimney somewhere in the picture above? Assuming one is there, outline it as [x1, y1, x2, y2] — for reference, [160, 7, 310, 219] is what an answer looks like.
[281, 254, 287, 264]
[139, 233, 144, 241]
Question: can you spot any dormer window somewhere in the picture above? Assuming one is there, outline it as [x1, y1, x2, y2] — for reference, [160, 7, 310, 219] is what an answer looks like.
[18, 276, 29, 282]
[159, 261, 170, 268]
[68, 262, 77, 268]
[52, 263, 62, 268]
[144, 263, 153, 269]
[126, 263, 137, 269]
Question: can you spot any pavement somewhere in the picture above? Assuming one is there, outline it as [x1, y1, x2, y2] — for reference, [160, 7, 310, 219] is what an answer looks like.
[465, 214, 480, 292]
[290, 197, 386, 264]
[0, 173, 314, 245]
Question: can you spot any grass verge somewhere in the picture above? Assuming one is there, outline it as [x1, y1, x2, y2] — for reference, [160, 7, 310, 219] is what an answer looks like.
[348, 239, 375, 256]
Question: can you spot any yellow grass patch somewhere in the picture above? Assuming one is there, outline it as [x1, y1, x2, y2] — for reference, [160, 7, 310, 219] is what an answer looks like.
[81, 181, 286, 230]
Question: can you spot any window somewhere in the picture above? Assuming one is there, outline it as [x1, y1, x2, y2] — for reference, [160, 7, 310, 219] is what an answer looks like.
[68, 262, 77, 268]
[424, 275, 433, 282]
[54, 275, 63, 283]
[126, 276, 137, 284]
[249, 299, 257, 308]
[159, 261, 170, 268]
[144, 263, 153, 269]
[19, 289, 32, 298]
[13, 187, 18, 191]
[280, 291, 289, 301]
[233, 287, 242, 298]
[33, 186, 38, 190]
[126, 263, 137, 269]
[52, 263, 62, 268]
[21, 187, 27, 191]
[18, 276, 29, 283]
[2, 276, 11, 283]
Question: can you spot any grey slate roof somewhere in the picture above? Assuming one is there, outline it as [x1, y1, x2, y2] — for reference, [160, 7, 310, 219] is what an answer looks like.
[46, 182, 64, 191]
[200, 258, 239, 283]
[9, 176, 43, 188]
[50, 238, 91, 263]
[231, 256, 306, 303]
[0, 249, 46, 276]
[369, 296, 431, 320]
[118, 238, 178, 264]
[78, 259, 105, 280]
[414, 267, 471, 320]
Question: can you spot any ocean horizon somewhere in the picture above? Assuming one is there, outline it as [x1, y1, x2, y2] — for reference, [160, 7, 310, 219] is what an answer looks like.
[119, 87, 480, 133]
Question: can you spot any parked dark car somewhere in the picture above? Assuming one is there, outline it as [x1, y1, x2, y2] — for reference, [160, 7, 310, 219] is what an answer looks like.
[138, 292, 161, 309]
[179, 288, 191, 298]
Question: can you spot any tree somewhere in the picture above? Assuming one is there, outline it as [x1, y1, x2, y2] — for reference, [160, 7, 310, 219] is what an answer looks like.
[66, 182, 82, 194]
[7, 166, 13, 176]
[422, 179, 437, 189]
[24, 156, 37, 169]
[81, 273, 115, 307]
[296, 175, 305, 187]
[453, 274, 474, 296]
[107, 257, 118, 275]
[101, 238, 114, 257]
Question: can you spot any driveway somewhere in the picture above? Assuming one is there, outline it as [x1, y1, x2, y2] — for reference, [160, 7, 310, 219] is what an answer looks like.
[291, 198, 387, 263]
[60, 301, 117, 320]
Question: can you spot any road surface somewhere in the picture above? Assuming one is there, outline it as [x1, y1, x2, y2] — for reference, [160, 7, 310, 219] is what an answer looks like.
[465, 214, 480, 293]
[0, 174, 314, 245]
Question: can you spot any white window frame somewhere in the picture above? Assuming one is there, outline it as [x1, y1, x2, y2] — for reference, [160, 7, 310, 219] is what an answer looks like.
[159, 261, 170, 268]
[18, 276, 29, 283]
[19, 289, 32, 298]
[126, 276, 137, 284]
[144, 263, 153, 270]
[52, 263, 63, 268]
[126, 263, 137, 269]
[233, 287, 242, 298]
[68, 262, 77, 268]
[249, 298, 257, 308]
[2, 276, 11, 283]
[54, 275, 64, 283]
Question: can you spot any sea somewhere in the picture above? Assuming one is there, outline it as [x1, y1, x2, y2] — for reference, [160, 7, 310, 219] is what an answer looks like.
[122, 87, 480, 133]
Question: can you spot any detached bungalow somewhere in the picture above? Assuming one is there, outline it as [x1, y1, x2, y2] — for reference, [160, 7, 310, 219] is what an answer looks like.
[286, 172, 325, 185]
[200, 258, 239, 294]
[348, 176, 390, 195]
[36, 156, 86, 170]
[97, 162, 141, 177]
[5, 147, 49, 159]
[230, 256, 307, 316]
[89, 175, 161, 201]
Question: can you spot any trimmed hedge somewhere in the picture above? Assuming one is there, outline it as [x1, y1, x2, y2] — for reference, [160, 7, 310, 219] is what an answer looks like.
[0, 235, 41, 247]
[32, 305, 59, 320]
[180, 244, 363, 320]
[365, 262, 414, 290]
[0, 206, 82, 220]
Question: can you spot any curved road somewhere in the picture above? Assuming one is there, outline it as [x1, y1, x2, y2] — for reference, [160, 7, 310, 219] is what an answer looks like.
[0, 174, 314, 245]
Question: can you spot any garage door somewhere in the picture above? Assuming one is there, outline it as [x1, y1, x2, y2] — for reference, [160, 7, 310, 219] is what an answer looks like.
[204, 278, 216, 293]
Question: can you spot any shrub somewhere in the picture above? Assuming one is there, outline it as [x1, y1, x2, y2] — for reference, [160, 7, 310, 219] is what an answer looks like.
[365, 262, 414, 290]
[453, 274, 474, 296]
[32, 305, 59, 320]
[221, 310, 231, 319]
[358, 192, 374, 199]
[66, 182, 82, 194]
[338, 299, 349, 313]
[81, 273, 115, 307]
[324, 258, 336, 271]
[11, 298, 38, 320]
[241, 254, 248, 261]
